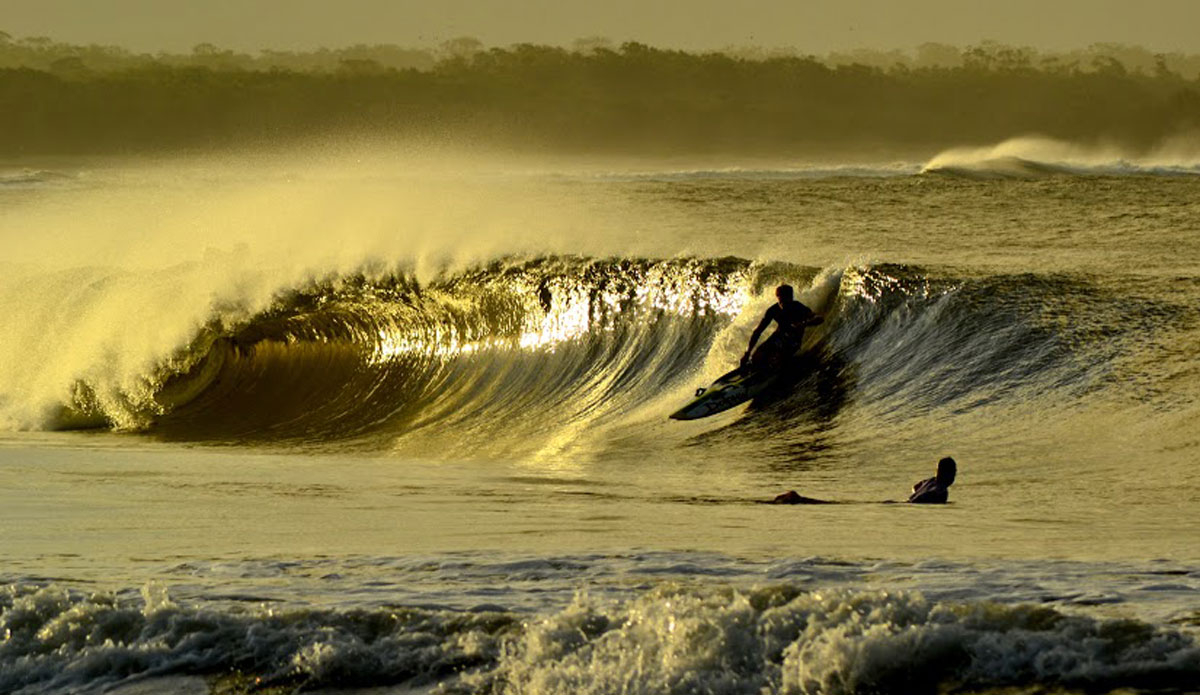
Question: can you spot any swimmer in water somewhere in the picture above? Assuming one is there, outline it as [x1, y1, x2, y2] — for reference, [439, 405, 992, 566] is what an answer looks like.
[769, 457, 957, 505]
[906, 457, 956, 504]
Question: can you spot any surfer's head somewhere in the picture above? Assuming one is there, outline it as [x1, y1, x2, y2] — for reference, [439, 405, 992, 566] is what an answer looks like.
[775, 284, 794, 304]
[936, 457, 957, 487]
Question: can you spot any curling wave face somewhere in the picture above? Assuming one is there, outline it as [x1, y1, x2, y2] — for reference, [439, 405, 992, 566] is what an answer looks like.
[0, 254, 1158, 457]
[35, 256, 755, 447]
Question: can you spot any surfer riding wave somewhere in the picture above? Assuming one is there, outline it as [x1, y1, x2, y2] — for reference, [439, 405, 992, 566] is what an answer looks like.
[669, 282, 825, 420]
[742, 284, 823, 369]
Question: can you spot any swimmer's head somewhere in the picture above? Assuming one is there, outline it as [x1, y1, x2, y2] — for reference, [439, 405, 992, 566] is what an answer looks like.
[775, 284, 794, 303]
[936, 457, 957, 487]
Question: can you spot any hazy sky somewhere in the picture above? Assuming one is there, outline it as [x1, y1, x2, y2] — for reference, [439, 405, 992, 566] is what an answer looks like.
[6, 0, 1200, 54]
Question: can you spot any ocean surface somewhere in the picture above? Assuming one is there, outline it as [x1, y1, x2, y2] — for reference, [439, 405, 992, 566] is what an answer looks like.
[2, 140, 1199, 694]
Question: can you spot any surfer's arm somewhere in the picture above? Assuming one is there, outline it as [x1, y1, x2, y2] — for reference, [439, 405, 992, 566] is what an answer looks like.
[743, 311, 774, 359]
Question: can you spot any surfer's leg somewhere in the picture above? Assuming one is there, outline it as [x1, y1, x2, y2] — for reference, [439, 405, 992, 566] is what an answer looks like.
[770, 490, 834, 504]
[751, 333, 782, 366]
[752, 332, 802, 369]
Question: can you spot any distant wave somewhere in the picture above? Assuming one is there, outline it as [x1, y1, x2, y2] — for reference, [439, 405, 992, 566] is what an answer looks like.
[922, 154, 1075, 179]
[0, 255, 1147, 452]
[2, 580, 1196, 694]
[0, 168, 77, 188]
[921, 135, 1200, 179]
[592, 163, 920, 181]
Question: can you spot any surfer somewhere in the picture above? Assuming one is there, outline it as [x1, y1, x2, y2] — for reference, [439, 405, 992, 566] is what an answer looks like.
[669, 283, 824, 421]
[769, 457, 958, 504]
[906, 456, 957, 503]
[742, 284, 821, 370]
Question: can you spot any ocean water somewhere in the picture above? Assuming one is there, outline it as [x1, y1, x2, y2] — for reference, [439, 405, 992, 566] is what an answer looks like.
[1, 141, 1199, 694]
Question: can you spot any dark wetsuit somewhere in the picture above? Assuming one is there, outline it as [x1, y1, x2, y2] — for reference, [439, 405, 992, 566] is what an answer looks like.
[907, 477, 949, 504]
[771, 477, 949, 505]
[770, 458, 955, 505]
[749, 300, 815, 366]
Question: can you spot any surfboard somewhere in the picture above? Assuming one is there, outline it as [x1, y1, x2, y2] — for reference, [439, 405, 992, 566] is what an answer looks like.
[668, 365, 778, 420]
[672, 311, 828, 420]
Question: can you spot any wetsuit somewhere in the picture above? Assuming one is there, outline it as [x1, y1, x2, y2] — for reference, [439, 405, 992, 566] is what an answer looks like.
[748, 300, 815, 367]
[907, 477, 949, 504]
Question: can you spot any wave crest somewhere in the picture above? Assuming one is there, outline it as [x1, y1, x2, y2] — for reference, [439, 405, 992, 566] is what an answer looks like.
[922, 135, 1200, 178]
[1, 256, 1150, 453]
[54, 256, 757, 445]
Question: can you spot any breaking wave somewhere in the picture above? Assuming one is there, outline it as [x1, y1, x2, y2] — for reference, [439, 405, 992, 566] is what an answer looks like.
[921, 135, 1200, 179]
[2, 581, 1197, 694]
[0, 254, 1157, 451]
[32, 256, 757, 444]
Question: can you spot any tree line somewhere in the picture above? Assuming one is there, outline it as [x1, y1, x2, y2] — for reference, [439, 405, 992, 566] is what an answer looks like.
[2, 32, 1198, 155]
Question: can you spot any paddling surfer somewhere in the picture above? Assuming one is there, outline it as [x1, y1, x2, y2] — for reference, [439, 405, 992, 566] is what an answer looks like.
[769, 457, 958, 505]
[742, 284, 821, 370]
[906, 456, 957, 503]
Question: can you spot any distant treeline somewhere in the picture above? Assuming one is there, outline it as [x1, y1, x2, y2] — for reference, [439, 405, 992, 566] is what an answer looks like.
[2, 31, 1199, 155]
